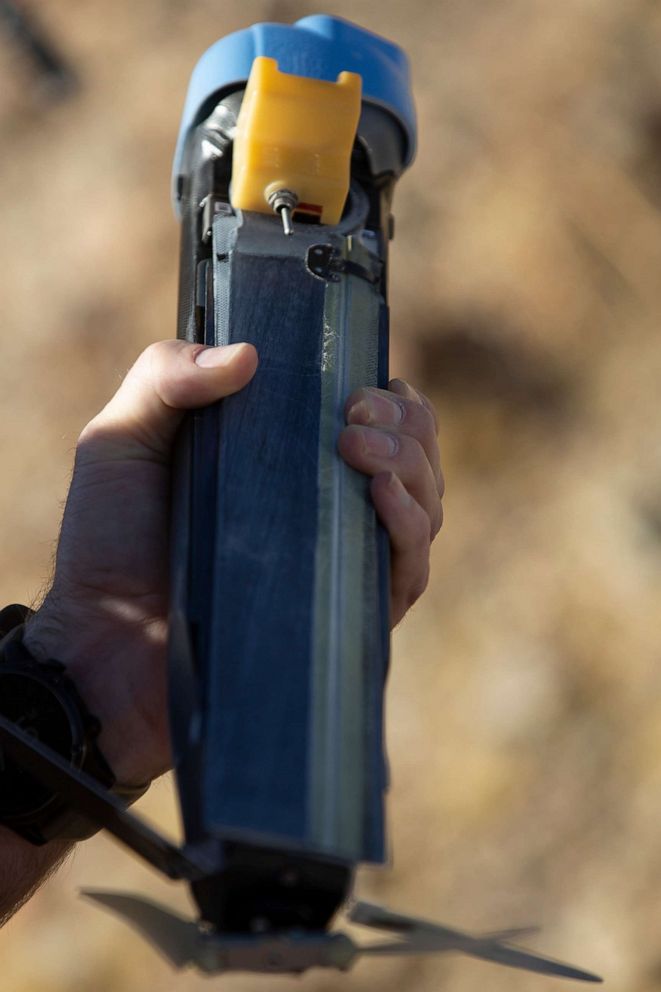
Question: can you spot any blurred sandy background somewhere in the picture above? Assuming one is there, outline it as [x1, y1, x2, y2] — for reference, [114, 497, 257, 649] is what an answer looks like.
[1, 0, 661, 989]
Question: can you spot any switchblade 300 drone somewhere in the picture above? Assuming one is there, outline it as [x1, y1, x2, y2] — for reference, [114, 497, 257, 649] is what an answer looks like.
[0, 15, 602, 985]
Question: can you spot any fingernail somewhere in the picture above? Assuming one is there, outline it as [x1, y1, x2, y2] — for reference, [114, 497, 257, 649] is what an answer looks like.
[360, 427, 398, 457]
[348, 393, 404, 426]
[195, 343, 247, 368]
[389, 378, 418, 401]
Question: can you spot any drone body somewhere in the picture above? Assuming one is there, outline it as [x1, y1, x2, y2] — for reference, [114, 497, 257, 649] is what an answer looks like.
[168, 14, 408, 934]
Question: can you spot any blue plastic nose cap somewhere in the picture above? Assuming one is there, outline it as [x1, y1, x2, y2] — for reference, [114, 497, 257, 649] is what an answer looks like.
[172, 15, 416, 212]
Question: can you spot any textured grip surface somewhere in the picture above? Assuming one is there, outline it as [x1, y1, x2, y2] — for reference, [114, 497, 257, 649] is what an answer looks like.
[170, 207, 389, 866]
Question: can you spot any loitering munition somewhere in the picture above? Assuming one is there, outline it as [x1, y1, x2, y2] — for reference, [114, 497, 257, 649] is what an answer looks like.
[0, 15, 601, 983]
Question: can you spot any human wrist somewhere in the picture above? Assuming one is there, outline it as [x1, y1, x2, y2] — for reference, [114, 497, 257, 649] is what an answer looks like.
[21, 594, 166, 789]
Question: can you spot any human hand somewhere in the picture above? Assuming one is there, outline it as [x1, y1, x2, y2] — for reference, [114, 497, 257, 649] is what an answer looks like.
[339, 381, 443, 627]
[23, 342, 443, 790]
[23, 340, 258, 789]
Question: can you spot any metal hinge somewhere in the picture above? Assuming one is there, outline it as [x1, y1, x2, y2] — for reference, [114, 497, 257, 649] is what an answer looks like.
[306, 244, 381, 285]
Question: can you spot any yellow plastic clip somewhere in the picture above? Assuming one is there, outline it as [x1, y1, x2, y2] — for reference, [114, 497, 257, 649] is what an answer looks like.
[230, 56, 362, 228]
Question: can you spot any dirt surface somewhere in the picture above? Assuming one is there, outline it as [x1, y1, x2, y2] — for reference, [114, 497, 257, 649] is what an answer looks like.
[1, 1, 661, 989]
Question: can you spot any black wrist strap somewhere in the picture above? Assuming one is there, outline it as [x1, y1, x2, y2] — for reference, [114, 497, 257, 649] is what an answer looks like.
[0, 604, 150, 845]
[0, 603, 33, 638]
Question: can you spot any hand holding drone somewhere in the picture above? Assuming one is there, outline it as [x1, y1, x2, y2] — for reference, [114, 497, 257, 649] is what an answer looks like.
[0, 14, 601, 984]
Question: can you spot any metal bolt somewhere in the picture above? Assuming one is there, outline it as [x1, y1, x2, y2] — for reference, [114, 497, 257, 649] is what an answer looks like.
[267, 188, 298, 236]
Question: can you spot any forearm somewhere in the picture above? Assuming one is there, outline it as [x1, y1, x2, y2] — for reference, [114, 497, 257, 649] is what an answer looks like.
[0, 828, 71, 926]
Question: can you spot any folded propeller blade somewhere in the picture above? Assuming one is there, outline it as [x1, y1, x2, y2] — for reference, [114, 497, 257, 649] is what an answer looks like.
[348, 901, 602, 983]
[82, 891, 202, 969]
[81, 891, 603, 982]
[357, 936, 603, 982]
[478, 927, 540, 941]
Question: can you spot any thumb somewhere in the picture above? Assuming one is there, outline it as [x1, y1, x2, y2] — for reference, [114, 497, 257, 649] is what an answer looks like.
[77, 340, 258, 462]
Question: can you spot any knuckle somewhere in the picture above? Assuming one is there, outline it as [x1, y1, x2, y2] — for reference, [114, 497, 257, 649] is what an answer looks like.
[143, 340, 163, 360]
[129, 341, 165, 392]
[389, 378, 418, 402]
[140, 339, 189, 383]
[399, 393, 437, 441]
[400, 432, 425, 463]
[146, 338, 181, 359]
[140, 339, 170, 370]
[388, 381, 439, 434]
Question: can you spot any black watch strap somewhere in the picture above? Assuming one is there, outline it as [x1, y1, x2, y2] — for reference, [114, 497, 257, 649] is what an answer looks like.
[0, 604, 149, 845]
[0, 603, 33, 638]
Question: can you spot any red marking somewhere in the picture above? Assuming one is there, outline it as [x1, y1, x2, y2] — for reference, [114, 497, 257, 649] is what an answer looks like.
[295, 202, 323, 215]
